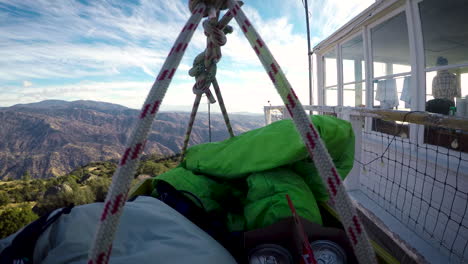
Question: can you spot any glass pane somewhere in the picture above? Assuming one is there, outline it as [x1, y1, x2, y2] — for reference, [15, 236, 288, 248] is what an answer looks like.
[425, 66, 468, 117]
[325, 86, 338, 106]
[343, 82, 366, 107]
[324, 49, 337, 87]
[373, 75, 412, 110]
[342, 34, 365, 83]
[371, 12, 411, 77]
[419, 0, 468, 68]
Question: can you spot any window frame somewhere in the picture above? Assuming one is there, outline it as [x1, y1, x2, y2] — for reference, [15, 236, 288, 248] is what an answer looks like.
[340, 31, 367, 107]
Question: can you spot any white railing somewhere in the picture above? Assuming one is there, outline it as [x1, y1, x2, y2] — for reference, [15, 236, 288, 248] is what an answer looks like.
[265, 105, 468, 263]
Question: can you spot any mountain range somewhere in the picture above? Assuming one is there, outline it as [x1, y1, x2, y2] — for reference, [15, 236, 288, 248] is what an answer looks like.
[0, 100, 264, 180]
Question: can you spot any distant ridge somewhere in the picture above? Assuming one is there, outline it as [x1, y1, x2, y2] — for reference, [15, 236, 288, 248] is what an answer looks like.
[0, 100, 264, 180]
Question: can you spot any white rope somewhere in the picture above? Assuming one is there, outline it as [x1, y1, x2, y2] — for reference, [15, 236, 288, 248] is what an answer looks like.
[225, 0, 377, 262]
[87, 3, 206, 264]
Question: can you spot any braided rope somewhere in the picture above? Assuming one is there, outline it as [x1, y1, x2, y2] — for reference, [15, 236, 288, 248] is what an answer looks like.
[87, 4, 206, 264]
[212, 78, 234, 137]
[225, 1, 377, 263]
[181, 94, 202, 159]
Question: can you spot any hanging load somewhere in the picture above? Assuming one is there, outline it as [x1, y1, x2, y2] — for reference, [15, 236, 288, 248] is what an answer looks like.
[149, 115, 355, 231]
[1, 0, 380, 263]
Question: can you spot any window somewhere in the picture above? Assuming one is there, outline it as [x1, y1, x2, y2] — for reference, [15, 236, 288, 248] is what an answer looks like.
[324, 48, 338, 106]
[371, 12, 411, 78]
[419, 0, 468, 69]
[371, 12, 412, 110]
[370, 11, 412, 136]
[419, 0, 468, 152]
[342, 34, 366, 107]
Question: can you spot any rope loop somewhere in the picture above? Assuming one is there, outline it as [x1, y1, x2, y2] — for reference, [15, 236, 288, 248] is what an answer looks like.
[190, 51, 217, 95]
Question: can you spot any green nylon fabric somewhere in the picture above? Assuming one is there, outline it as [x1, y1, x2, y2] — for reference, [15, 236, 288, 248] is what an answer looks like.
[152, 115, 354, 231]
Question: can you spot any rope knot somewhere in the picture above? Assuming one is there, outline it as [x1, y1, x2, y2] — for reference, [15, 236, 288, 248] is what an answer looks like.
[189, 51, 217, 97]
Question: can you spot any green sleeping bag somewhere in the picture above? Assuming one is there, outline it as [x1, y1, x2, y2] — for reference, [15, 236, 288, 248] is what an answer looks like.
[152, 115, 354, 231]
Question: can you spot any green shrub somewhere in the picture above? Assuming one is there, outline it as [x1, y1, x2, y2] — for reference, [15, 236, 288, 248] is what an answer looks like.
[0, 191, 9, 206]
[0, 206, 38, 238]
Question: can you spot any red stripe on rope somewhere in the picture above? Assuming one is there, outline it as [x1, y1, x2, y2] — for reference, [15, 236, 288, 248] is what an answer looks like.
[131, 143, 143, 160]
[286, 104, 294, 117]
[268, 71, 275, 83]
[198, 7, 204, 14]
[287, 94, 296, 108]
[348, 227, 358, 245]
[182, 25, 187, 32]
[105, 245, 113, 264]
[291, 88, 299, 99]
[245, 19, 251, 27]
[188, 23, 194, 30]
[309, 124, 319, 139]
[182, 43, 188, 52]
[254, 46, 260, 55]
[306, 132, 316, 149]
[353, 215, 363, 234]
[119, 148, 131, 166]
[175, 43, 183, 52]
[331, 167, 341, 186]
[169, 47, 175, 56]
[271, 63, 278, 74]
[140, 104, 151, 119]
[100, 201, 111, 221]
[232, 8, 237, 16]
[111, 194, 124, 214]
[158, 70, 168, 81]
[327, 178, 337, 196]
[150, 101, 160, 114]
[96, 252, 106, 264]
[242, 25, 247, 33]
[256, 39, 263, 47]
[168, 68, 176, 79]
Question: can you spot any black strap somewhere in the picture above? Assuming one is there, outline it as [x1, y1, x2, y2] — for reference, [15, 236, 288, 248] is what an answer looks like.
[0, 204, 74, 264]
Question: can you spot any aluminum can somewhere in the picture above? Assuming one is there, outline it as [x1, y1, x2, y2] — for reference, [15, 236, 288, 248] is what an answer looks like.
[309, 240, 347, 264]
[249, 244, 293, 264]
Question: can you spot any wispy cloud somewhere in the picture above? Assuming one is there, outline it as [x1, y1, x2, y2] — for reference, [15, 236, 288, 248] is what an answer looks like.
[0, 0, 374, 112]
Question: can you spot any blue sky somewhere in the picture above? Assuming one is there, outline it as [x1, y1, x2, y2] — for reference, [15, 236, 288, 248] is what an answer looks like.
[0, 0, 373, 113]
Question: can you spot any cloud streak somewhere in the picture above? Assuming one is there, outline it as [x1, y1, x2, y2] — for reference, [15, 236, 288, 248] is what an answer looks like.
[0, 0, 374, 112]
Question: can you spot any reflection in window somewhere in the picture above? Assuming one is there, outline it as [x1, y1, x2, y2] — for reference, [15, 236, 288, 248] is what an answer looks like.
[324, 49, 337, 87]
[419, 0, 468, 69]
[344, 82, 365, 107]
[371, 12, 411, 77]
[342, 34, 365, 83]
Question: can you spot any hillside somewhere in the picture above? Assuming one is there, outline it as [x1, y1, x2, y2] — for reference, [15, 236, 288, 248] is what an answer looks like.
[0, 154, 179, 238]
[0, 100, 264, 180]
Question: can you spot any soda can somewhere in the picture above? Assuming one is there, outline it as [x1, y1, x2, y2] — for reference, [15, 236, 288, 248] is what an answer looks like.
[249, 244, 293, 264]
[309, 240, 347, 264]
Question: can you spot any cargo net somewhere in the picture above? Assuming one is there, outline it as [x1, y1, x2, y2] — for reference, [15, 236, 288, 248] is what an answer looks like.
[358, 118, 468, 263]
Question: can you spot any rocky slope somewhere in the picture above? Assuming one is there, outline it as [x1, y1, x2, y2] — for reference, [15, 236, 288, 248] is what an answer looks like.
[0, 100, 264, 179]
